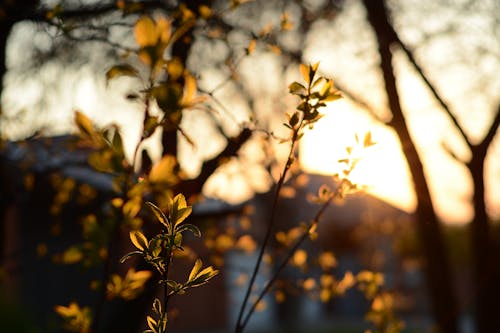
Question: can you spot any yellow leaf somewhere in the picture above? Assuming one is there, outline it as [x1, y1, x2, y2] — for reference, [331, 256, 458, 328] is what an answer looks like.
[130, 230, 148, 251]
[181, 73, 197, 106]
[156, 17, 171, 44]
[147, 315, 157, 331]
[189, 259, 202, 281]
[246, 39, 256, 54]
[74, 111, 95, 138]
[134, 16, 158, 47]
[299, 63, 309, 85]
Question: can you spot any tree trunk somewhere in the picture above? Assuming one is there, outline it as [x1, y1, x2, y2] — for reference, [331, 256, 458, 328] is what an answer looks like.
[468, 146, 500, 332]
[361, 1, 459, 332]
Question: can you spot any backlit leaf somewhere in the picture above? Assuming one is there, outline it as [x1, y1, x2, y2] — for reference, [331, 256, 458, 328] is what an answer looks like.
[188, 259, 202, 281]
[156, 17, 171, 44]
[130, 230, 148, 251]
[75, 111, 95, 138]
[105, 64, 139, 84]
[146, 201, 170, 230]
[299, 64, 309, 84]
[176, 223, 201, 237]
[288, 82, 306, 96]
[134, 16, 158, 47]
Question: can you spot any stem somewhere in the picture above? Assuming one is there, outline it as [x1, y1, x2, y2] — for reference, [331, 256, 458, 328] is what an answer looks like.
[235, 122, 302, 333]
[93, 98, 151, 332]
[240, 195, 333, 329]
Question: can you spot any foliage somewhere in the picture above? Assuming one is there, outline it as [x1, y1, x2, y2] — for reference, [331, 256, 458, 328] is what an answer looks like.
[121, 197, 218, 333]
[0, 1, 402, 333]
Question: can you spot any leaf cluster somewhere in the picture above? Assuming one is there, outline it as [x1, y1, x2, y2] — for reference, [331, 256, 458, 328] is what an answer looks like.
[121, 194, 218, 333]
[284, 63, 342, 139]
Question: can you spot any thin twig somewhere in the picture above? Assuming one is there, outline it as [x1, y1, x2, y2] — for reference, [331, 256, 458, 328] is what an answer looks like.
[235, 120, 303, 333]
[240, 194, 333, 328]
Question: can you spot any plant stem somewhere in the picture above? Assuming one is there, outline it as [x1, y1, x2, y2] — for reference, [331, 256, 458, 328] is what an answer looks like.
[240, 194, 333, 329]
[235, 123, 302, 333]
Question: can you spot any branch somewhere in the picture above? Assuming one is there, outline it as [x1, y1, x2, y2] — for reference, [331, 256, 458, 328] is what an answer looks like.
[480, 104, 500, 149]
[177, 128, 252, 198]
[389, 24, 471, 147]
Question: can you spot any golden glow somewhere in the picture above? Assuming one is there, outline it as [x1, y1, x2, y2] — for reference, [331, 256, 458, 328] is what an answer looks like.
[299, 99, 417, 213]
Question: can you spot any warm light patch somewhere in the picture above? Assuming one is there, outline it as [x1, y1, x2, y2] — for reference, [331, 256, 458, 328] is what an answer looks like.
[299, 99, 416, 213]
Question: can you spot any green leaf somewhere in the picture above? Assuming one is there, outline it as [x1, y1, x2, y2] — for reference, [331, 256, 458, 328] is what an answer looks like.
[176, 223, 201, 237]
[169, 194, 192, 227]
[120, 251, 143, 263]
[130, 230, 148, 251]
[146, 202, 170, 231]
[148, 236, 163, 257]
[173, 233, 183, 248]
[173, 207, 192, 227]
[152, 298, 162, 315]
[105, 64, 139, 84]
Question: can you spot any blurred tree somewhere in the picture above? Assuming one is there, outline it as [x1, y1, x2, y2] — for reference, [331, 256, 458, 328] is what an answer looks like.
[0, 1, 499, 333]
[361, 1, 500, 332]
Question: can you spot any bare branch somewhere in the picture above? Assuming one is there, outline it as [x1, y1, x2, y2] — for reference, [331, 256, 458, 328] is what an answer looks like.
[389, 25, 471, 148]
[480, 104, 500, 149]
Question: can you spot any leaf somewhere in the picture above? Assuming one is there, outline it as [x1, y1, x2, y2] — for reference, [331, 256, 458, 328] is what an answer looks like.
[169, 193, 192, 227]
[288, 82, 306, 96]
[176, 223, 201, 237]
[299, 63, 310, 85]
[75, 111, 95, 138]
[147, 315, 157, 332]
[105, 64, 139, 84]
[188, 259, 203, 282]
[156, 17, 171, 44]
[173, 207, 192, 227]
[180, 72, 197, 106]
[120, 251, 142, 263]
[363, 131, 376, 148]
[153, 298, 162, 315]
[146, 202, 170, 230]
[246, 38, 256, 54]
[130, 230, 148, 251]
[134, 16, 158, 47]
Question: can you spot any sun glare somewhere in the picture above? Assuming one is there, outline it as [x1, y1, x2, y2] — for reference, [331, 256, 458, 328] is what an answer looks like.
[299, 99, 417, 213]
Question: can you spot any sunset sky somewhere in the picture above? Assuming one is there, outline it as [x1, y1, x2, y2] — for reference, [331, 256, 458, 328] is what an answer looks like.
[1, 0, 498, 225]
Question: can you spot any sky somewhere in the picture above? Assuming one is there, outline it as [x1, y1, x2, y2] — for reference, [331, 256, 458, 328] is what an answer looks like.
[1, 0, 499, 224]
